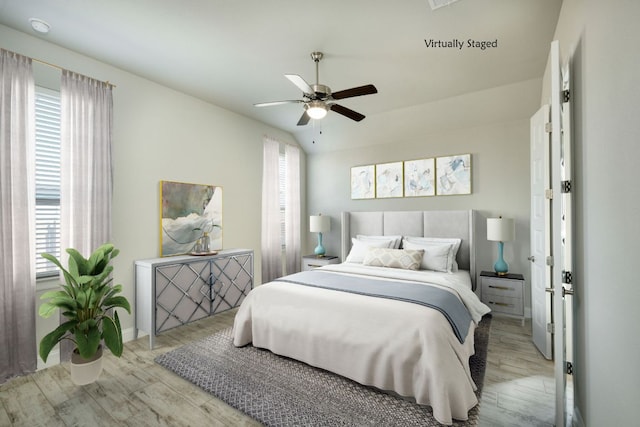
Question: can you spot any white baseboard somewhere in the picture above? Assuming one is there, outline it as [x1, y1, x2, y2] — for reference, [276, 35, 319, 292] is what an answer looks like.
[37, 349, 60, 371]
[573, 406, 585, 427]
[122, 326, 147, 343]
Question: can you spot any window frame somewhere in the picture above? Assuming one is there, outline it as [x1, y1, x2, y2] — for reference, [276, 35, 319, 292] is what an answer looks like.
[34, 86, 62, 280]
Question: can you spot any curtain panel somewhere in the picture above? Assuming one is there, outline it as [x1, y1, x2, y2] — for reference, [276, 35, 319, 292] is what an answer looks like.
[261, 137, 301, 283]
[59, 70, 113, 360]
[261, 138, 282, 283]
[0, 49, 37, 382]
[284, 143, 301, 275]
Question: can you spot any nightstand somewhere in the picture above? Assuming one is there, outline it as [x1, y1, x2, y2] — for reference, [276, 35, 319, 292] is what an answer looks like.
[302, 255, 340, 271]
[480, 271, 525, 326]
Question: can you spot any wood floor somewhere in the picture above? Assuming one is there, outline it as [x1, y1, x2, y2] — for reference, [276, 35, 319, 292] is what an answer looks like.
[0, 311, 555, 426]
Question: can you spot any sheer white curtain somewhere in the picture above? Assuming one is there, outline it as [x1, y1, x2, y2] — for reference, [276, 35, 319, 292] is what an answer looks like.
[0, 49, 37, 382]
[284, 143, 301, 274]
[261, 137, 282, 283]
[59, 70, 113, 360]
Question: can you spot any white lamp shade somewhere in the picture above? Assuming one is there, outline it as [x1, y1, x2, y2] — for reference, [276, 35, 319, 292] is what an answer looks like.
[310, 215, 330, 233]
[487, 217, 515, 242]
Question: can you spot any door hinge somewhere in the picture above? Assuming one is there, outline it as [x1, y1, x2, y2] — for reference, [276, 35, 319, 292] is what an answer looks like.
[547, 322, 555, 334]
[566, 361, 573, 375]
[545, 122, 552, 133]
[562, 270, 572, 284]
[563, 90, 570, 103]
[561, 180, 572, 193]
[546, 256, 554, 266]
[545, 189, 553, 199]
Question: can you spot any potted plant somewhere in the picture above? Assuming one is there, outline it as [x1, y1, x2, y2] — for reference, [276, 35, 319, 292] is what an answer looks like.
[38, 243, 131, 385]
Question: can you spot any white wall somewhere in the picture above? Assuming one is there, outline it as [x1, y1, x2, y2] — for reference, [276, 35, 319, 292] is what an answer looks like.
[306, 79, 540, 306]
[544, 0, 640, 425]
[0, 25, 305, 355]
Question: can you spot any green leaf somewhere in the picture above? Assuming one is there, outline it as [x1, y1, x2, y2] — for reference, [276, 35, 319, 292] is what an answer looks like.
[75, 326, 101, 359]
[67, 248, 90, 276]
[102, 312, 123, 357]
[103, 296, 131, 313]
[38, 303, 59, 318]
[40, 290, 71, 300]
[39, 321, 76, 362]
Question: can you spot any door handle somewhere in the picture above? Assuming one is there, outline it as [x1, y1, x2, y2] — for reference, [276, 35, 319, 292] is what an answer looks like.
[528, 256, 535, 262]
[563, 287, 574, 297]
[545, 287, 554, 294]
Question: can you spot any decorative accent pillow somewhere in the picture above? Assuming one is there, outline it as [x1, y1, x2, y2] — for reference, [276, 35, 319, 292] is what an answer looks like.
[403, 237, 462, 272]
[356, 234, 403, 249]
[402, 240, 455, 272]
[345, 238, 394, 263]
[362, 247, 424, 270]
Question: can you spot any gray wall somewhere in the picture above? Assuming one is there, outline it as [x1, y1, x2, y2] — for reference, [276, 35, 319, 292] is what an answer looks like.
[306, 79, 540, 306]
[543, 0, 640, 424]
[0, 24, 305, 360]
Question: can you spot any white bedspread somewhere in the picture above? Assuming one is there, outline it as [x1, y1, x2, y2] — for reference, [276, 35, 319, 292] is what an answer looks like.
[233, 264, 491, 425]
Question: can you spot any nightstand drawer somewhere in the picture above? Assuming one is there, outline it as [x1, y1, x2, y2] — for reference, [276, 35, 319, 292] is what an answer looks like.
[479, 271, 525, 325]
[302, 255, 340, 271]
[483, 294, 524, 316]
[481, 279, 524, 299]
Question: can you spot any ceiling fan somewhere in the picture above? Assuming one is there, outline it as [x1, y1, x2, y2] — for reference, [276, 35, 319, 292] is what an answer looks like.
[254, 52, 378, 126]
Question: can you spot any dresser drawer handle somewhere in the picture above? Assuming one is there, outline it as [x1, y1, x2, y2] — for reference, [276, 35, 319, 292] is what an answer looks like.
[489, 301, 512, 307]
[307, 264, 322, 268]
[488, 285, 514, 291]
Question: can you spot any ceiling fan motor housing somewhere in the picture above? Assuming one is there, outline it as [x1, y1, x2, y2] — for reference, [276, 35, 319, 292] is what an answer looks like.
[311, 84, 331, 99]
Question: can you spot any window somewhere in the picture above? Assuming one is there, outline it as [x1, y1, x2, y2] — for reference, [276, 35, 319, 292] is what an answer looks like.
[34, 88, 61, 277]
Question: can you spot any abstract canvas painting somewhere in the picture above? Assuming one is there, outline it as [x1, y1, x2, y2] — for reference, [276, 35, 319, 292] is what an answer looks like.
[404, 158, 435, 197]
[160, 180, 223, 256]
[376, 161, 403, 198]
[436, 154, 471, 195]
[351, 165, 375, 199]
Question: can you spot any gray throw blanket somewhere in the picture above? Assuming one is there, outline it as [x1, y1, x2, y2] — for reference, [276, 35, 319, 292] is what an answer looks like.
[274, 270, 472, 343]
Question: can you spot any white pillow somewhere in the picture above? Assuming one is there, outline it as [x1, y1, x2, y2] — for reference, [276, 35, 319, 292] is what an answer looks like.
[403, 236, 462, 272]
[356, 234, 402, 249]
[345, 238, 394, 263]
[402, 239, 456, 272]
[362, 247, 424, 270]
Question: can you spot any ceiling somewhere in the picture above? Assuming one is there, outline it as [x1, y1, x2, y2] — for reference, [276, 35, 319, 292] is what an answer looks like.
[0, 0, 562, 153]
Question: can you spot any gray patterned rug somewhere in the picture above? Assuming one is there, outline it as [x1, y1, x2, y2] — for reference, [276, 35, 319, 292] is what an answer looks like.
[155, 315, 491, 427]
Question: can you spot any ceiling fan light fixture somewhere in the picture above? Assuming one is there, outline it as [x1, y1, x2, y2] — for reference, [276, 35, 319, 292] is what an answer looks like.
[306, 101, 327, 120]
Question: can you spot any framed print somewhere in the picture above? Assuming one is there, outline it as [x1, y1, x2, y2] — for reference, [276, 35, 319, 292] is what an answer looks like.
[351, 165, 375, 199]
[160, 180, 223, 256]
[375, 161, 403, 198]
[436, 154, 471, 195]
[404, 158, 435, 197]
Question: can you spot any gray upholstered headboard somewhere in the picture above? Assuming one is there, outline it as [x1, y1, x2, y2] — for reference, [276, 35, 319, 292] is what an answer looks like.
[341, 210, 477, 289]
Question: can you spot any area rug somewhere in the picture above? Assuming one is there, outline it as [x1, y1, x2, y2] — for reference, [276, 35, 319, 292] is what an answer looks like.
[155, 314, 491, 427]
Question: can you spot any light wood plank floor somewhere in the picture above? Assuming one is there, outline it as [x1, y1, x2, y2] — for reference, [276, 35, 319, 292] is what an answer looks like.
[0, 311, 555, 426]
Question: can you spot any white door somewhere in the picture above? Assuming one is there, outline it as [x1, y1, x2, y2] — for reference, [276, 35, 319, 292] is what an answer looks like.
[550, 40, 573, 427]
[530, 104, 553, 360]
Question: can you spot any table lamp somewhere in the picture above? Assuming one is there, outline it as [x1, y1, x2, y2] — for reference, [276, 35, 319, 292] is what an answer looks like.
[487, 216, 515, 276]
[310, 214, 330, 257]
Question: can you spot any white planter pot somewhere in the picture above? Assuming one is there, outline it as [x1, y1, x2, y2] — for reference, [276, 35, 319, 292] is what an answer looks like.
[70, 346, 103, 385]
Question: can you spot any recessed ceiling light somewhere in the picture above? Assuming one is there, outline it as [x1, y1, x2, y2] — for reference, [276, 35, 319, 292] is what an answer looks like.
[29, 18, 50, 34]
[428, 0, 460, 10]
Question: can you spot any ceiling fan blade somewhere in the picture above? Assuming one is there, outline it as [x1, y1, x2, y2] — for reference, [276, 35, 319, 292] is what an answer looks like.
[331, 84, 378, 100]
[297, 111, 311, 126]
[285, 74, 314, 95]
[254, 100, 302, 107]
[330, 104, 365, 122]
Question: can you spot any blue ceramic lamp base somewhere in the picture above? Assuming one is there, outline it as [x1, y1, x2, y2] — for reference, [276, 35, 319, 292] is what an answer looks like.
[493, 241, 509, 276]
[314, 232, 326, 257]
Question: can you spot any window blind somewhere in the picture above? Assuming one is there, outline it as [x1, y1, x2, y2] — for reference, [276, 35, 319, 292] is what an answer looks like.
[35, 88, 61, 277]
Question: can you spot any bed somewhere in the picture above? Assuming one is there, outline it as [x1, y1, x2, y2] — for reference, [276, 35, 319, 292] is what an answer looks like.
[233, 210, 491, 425]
